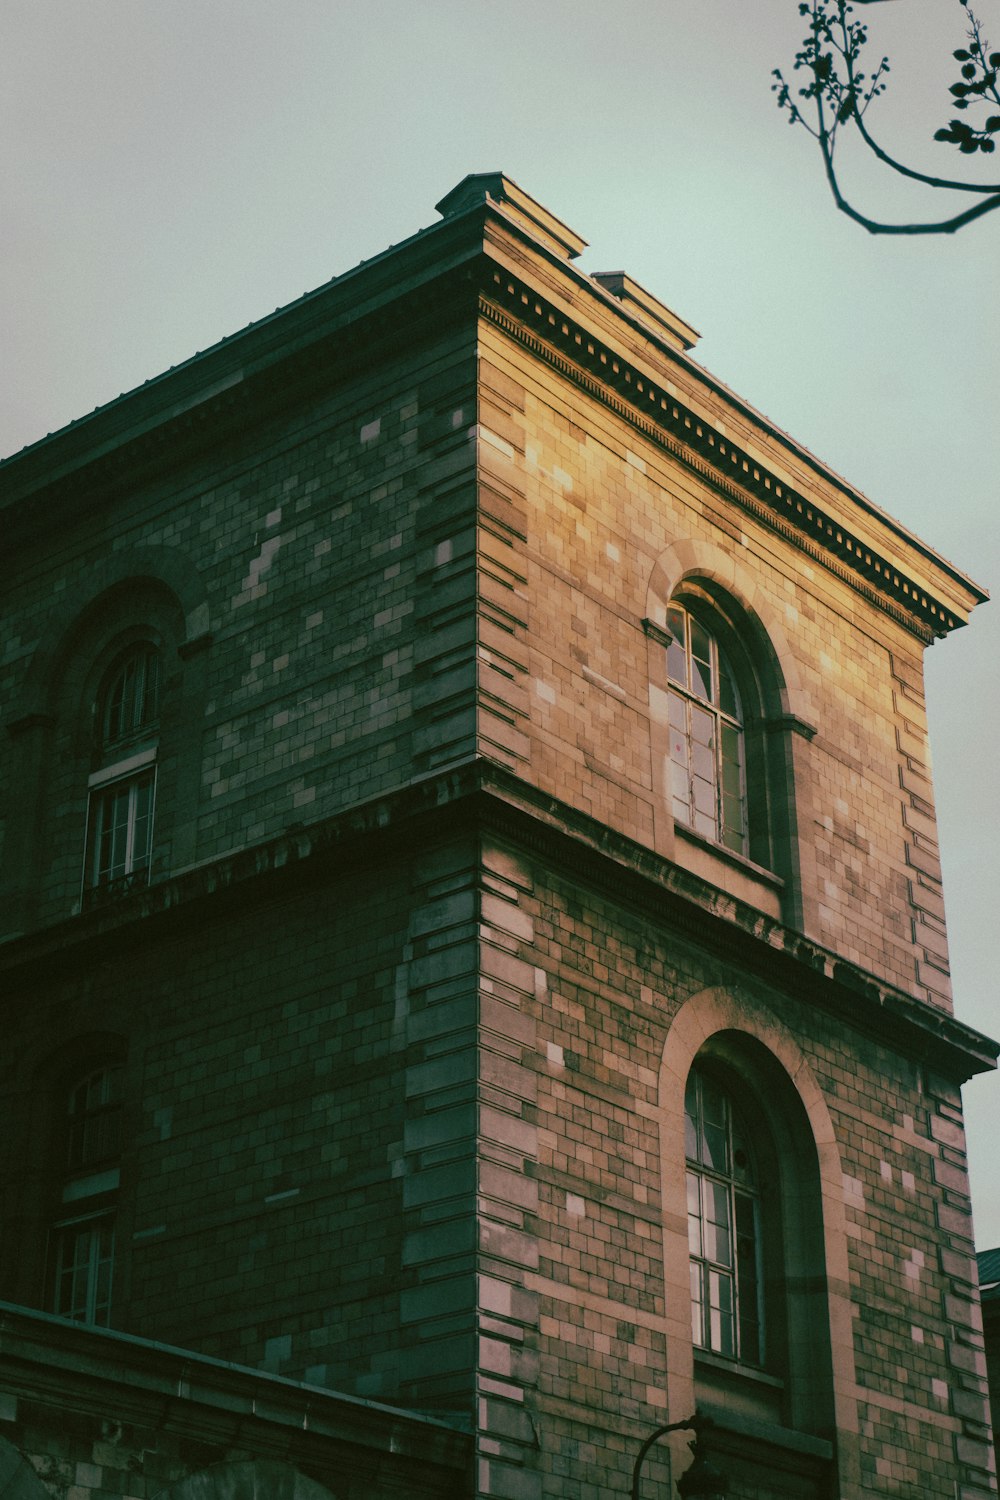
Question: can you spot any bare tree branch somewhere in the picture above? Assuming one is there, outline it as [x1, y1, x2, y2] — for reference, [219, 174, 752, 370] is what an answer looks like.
[774, 0, 1000, 234]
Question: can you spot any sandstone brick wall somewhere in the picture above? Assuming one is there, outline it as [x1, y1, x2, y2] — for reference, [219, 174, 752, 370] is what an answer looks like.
[0, 332, 478, 935]
[473, 834, 992, 1498]
[473, 313, 954, 1010]
[0, 190, 989, 1500]
[0, 832, 483, 1418]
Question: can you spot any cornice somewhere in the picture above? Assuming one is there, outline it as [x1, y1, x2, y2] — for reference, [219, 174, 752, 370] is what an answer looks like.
[0, 1302, 472, 1461]
[1, 762, 993, 1081]
[479, 271, 966, 641]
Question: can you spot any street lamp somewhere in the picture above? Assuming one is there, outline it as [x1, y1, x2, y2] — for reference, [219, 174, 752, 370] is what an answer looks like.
[631, 1413, 728, 1500]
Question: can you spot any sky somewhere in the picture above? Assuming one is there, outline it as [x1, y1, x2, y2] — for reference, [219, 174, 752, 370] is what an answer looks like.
[2, 1, 998, 1239]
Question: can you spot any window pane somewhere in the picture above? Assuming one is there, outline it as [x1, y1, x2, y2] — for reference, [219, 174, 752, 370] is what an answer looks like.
[670, 731, 690, 771]
[721, 800, 745, 853]
[67, 1065, 123, 1170]
[666, 605, 688, 686]
[731, 1123, 755, 1187]
[87, 770, 155, 890]
[686, 1067, 763, 1367]
[98, 786, 132, 882]
[54, 1220, 115, 1326]
[130, 774, 155, 871]
[687, 1173, 703, 1256]
[692, 742, 714, 783]
[692, 775, 715, 817]
[684, 1079, 698, 1161]
[668, 691, 690, 742]
[736, 1191, 762, 1363]
[673, 795, 693, 825]
[691, 705, 714, 748]
[708, 1269, 735, 1356]
[700, 1084, 728, 1173]
[690, 616, 713, 702]
[93, 1223, 115, 1323]
[690, 1262, 704, 1345]
[722, 754, 742, 798]
[719, 654, 740, 719]
[663, 606, 750, 854]
[705, 1182, 732, 1267]
[102, 648, 159, 749]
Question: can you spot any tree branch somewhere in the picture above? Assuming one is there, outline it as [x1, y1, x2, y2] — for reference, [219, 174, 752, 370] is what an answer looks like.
[817, 118, 1000, 231]
[838, 9, 1000, 192]
[774, 0, 1000, 235]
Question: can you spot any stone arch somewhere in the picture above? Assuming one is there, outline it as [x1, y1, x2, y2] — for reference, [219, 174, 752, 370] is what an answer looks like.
[657, 985, 859, 1493]
[645, 536, 812, 725]
[2, 545, 210, 933]
[12, 544, 209, 725]
[643, 537, 820, 929]
[0, 1026, 131, 1312]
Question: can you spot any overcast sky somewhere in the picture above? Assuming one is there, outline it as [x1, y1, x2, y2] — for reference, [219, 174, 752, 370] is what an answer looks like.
[3, 1, 998, 1241]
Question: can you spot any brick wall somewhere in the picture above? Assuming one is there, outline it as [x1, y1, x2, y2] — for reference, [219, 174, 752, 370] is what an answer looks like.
[0, 332, 478, 935]
[471, 830, 992, 1497]
[473, 311, 955, 1010]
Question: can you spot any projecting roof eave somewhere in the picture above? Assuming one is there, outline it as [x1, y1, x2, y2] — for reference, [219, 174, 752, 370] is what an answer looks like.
[0, 1300, 472, 1461]
[0, 176, 987, 635]
[470, 196, 988, 634]
[0, 203, 484, 506]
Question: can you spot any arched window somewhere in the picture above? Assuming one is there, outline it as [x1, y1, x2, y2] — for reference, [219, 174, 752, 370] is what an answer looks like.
[662, 1004, 849, 1480]
[51, 1062, 123, 1325]
[665, 602, 746, 855]
[83, 646, 159, 899]
[685, 1064, 763, 1364]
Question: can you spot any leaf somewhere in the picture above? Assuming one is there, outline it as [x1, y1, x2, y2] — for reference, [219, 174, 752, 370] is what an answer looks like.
[959, 138, 979, 152]
[954, 48, 971, 60]
[982, 138, 996, 153]
[986, 115, 1000, 132]
[949, 82, 968, 96]
[961, 62, 977, 78]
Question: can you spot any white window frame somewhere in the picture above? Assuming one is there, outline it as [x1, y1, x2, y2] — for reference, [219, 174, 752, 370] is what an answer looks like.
[686, 1066, 765, 1367]
[665, 602, 748, 855]
[83, 747, 157, 897]
[52, 1210, 116, 1326]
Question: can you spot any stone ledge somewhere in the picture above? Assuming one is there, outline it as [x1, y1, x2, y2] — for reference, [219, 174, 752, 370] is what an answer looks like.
[0, 1302, 472, 1464]
[0, 760, 994, 1081]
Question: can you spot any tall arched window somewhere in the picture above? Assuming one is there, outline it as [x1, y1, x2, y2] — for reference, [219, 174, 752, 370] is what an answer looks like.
[685, 1064, 763, 1365]
[665, 602, 747, 855]
[51, 1062, 123, 1325]
[84, 646, 159, 899]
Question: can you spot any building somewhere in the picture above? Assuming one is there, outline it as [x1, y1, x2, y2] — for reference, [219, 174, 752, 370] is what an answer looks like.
[978, 1249, 1000, 1451]
[0, 173, 995, 1500]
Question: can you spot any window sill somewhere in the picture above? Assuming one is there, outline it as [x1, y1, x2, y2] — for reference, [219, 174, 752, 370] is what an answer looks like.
[80, 868, 151, 912]
[695, 1347, 783, 1390]
[696, 1399, 834, 1465]
[674, 823, 784, 918]
[694, 1347, 784, 1426]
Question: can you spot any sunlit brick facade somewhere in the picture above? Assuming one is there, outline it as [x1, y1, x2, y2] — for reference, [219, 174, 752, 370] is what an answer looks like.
[0, 174, 995, 1499]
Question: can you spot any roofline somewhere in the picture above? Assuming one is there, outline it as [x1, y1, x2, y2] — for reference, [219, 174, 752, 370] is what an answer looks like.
[1, 762, 995, 1081]
[0, 178, 987, 619]
[474, 194, 988, 612]
[0, 204, 458, 474]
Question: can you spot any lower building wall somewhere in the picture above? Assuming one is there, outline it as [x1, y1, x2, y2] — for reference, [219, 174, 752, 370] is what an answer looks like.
[0, 784, 994, 1498]
[0, 822, 482, 1418]
[472, 824, 994, 1499]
